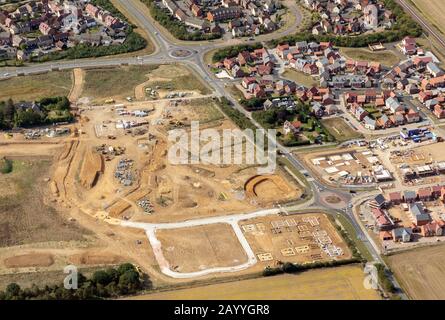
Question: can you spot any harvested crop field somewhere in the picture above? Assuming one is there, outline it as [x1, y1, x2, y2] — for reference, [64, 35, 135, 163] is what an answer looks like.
[387, 244, 445, 299]
[130, 264, 380, 300]
[3, 253, 54, 268]
[0, 71, 72, 101]
[411, 0, 445, 34]
[156, 223, 248, 273]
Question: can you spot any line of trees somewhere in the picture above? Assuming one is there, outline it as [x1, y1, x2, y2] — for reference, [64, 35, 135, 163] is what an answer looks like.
[0, 96, 73, 129]
[141, 0, 221, 41]
[218, 97, 257, 132]
[262, 258, 360, 277]
[0, 263, 149, 300]
[35, 29, 147, 62]
[375, 263, 397, 294]
[251, 101, 335, 145]
[212, 43, 263, 63]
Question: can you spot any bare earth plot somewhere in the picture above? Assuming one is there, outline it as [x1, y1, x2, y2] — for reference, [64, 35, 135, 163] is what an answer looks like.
[387, 244, 445, 300]
[156, 223, 248, 273]
[129, 264, 380, 300]
[240, 213, 351, 266]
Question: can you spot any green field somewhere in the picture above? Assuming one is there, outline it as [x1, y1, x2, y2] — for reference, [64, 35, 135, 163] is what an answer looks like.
[282, 69, 317, 87]
[83, 64, 211, 102]
[321, 117, 363, 142]
[0, 71, 72, 102]
[82, 65, 158, 101]
[339, 47, 401, 67]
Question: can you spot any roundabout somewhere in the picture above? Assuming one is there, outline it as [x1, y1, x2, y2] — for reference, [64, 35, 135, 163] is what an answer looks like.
[169, 48, 193, 59]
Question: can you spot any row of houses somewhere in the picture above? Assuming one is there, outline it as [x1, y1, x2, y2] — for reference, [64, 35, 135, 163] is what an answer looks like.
[368, 191, 445, 242]
[384, 52, 445, 119]
[161, 0, 278, 37]
[215, 47, 274, 78]
[345, 91, 421, 130]
[276, 41, 380, 88]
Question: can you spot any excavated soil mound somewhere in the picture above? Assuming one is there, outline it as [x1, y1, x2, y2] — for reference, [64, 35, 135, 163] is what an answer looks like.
[244, 175, 292, 200]
[4, 253, 54, 268]
[69, 253, 123, 265]
[79, 148, 103, 189]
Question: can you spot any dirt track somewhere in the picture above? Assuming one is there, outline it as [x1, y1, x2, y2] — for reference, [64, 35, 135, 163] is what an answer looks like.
[68, 68, 85, 103]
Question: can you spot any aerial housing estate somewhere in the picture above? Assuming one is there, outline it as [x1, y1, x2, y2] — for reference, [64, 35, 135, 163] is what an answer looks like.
[302, 0, 395, 36]
[160, 0, 280, 38]
[0, 0, 128, 61]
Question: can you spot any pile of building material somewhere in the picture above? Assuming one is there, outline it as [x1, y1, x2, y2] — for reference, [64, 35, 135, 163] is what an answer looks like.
[137, 198, 154, 214]
[114, 158, 134, 186]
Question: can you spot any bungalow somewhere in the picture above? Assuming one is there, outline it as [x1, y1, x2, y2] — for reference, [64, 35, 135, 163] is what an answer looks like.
[283, 120, 302, 136]
[427, 62, 444, 77]
[242, 77, 256, 89]
[388, 191, 402, 205]
[418, 187, 433, 201]
[403, 190, 417, 203]
[405, 108, 420, 123]
[409, 203, 431, 226]
[364, 116, 376, 130]
[392, 227, 412, 243]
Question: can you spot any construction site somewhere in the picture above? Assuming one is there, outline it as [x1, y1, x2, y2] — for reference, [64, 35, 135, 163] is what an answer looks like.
[0, 65, 305, 288]
[302, 148, 393, 186]
[387, 142, 445, 186]
[239, 213, 351, 266]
